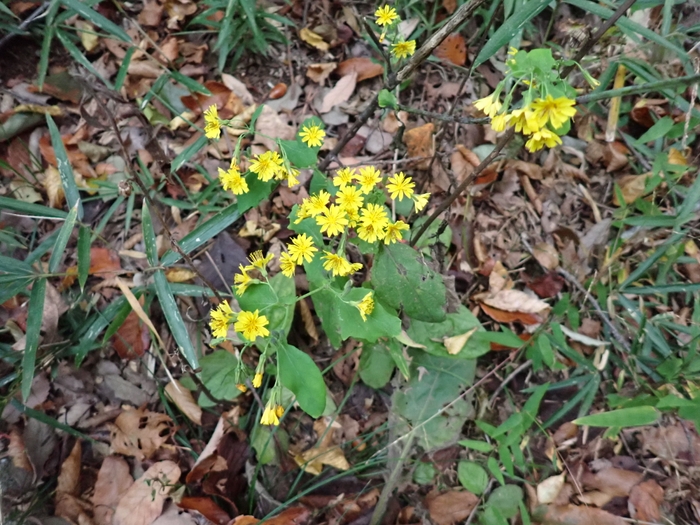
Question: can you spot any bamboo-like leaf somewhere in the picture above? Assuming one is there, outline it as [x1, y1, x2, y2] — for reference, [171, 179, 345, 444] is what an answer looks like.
[171, 134, 207, 173]
[48, 203, 79, 273]
[115, 46, 136, 91]
[77, 225, 90, 291]
[573, 406, 660, 427]
[59, 0, 131, 42]
[0, 196, 68, 219]
[22, 278, 47, 401]
[46, 114, 82, 219]
[141, 203, 158, 266]
[153, 270, 199, 368]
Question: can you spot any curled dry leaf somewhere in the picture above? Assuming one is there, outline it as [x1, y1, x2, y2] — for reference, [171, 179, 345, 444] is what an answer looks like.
[612, 173, 650, 205]
[444, 327, 478, 355]
[641, 422, 700, 465]
[165, 268, 197, 283]
[537, 473, 566, 504]
[525, 272, 565, 299]
[433, 33, 467, 66]
[552, 422, 578, 445]
[481, 289, 550, 314]
[300, 27, 330, 51]
[178, 496, 231, 524]
[321, 72, 357, 113]
[480, 302, 542, 326]
[306, 63, 337, 84]
[92, 455, 133, 525]
[298, 298, 319, 342]
[56, 440, 81, 496]
[112, 299, 150, 359]
[109, 407, 174, 460]
[628, 480, 664, 521]
[425, 490, 479, 525]
[90, 247, 122, 276]
[43, 165, 65, 208]
[229, 507, 310, 525]
[336, 57, 384, 82]
[532, 243, 559, 270]
[294, 417, 350, 475]
[165, 379, 202, 425]
[113, 460, 181, 525]
[403, 123, 435, 169]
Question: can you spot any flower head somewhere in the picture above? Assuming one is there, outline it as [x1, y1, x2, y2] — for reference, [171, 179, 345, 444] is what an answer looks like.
[507, 107, 540, 135]
[285, 167, 300, 187]
[316, 204, 349, 237]
[203, 105, 221, 139]
[209, 300, 234, 339]
[375, 5, 399, 26]
[384, 220, 409, 244]
[413, 193, 430, 212]
[305, 190, 331, 218]
[474, 94, 502, 118]
[275, 404, 285, 418]
[248, 250, 274, 270]
[391, 40, 416, 60]
[260, 402, 280, 426]
[386, 172, 415, 201]
[253, 372, 263, 388]
[234, 310, 270, 341]
[236, 383, 248, 393]
[356, 292, 375, 321]
[249, 151, 284, 182]
[530, 95, 577, 129]
[336, 185, 364, 213]
[287, 234, 318, 264]
[525, 128, 562, 152]
[280, 252, 297, 277]
[322, 251, 361, 277]
[490, 113, 509, 132]
[218, 162, 249, 195]
[234, 264, 254, 295]
[333, 167, 356, 188]
[357, 166, 382, 194]
[299, 124, 325, 148]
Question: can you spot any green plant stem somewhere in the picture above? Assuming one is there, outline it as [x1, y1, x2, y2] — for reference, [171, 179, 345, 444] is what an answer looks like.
[576, 73, 700, 104]
[369, 433, 415, 525]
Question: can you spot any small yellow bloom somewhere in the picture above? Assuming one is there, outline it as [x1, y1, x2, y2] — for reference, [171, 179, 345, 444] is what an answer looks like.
[336, 185, 364, 213]
[384, 220, 409, 244]
[248, 250, 274, 270]
[333, 167, 356, 188]
[253, 372, 263, 388]
[287, 233, 318, 264]
[249, 151, 284, 182]
[236, 383, 248, 393]
[307, 190, 331, 217]
[525, 128, 562, 152]
[356, 292, 375, 321]
[391, 40, 416, 60]
[375, 5, 399, 26]
[357, 166, 382, 194]
[357, 223, 386, 244]
[322, 251, 360, 277]
[386, 172, 415, 201]
[507, 107, 540, 135]
[286, 167, 300, 187]
[316, 204, 349, 237]
[260, 402, 280, 426]
[360, 203, 389, 230]
[234, 310, 270, 341]
[474, 94, 502, 118]
[299, 124, 325, 147]
[413, 192, 430, 212]
[209, 300, 234, 339]
[203, 105, 221, 139]
[218, 162, 249, 195]
[280, 252, 297, 277]
[275, 404, 285, 418]
[508, 46, 518, 55]
[234, 264, 254, 295]
[530, 95, 577, 129]
[490, 113, 509, 132]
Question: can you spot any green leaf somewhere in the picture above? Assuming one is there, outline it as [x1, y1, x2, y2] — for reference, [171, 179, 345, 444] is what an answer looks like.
[636, 116, 674, 143]
[153, 270, 199, 368]
[388, 337, 411, 380]
[278, 344, 326, 418]
[77, 225, 90, 291]
[573, 406, 660, 427]
[407, 306, 488, 359]
[279, 138, 318, 168]
[487, 485, 523, 519]
[413, 462, 436, 485]
[169, 70, 211, 95]
[473, 0, 551, 67]
[60, 0, 131, 42]
[236, 174, 276, 214]
[458, 439, 494, 453]
[171, 134, 207, 173]
[0, 254, 33, 275]
[0, 196, 68, 219]
[114, 46, 135, 91]
[458, 461, 489, 495]
[238, 273, 296, 336]
[251, 425, 288, 465]
[46, 115, 82, 219]
[48, 203, 78, 273]
[359, 339, 396, 388]
[55, 31, 112, 89]
[487, 456, 505, 486]
[22, 278, 47, 401]
[199, 350, 242, 401]
[378, 89, 398, 109]
[372, 243, 446, 323]
[141, 203, 158, 266]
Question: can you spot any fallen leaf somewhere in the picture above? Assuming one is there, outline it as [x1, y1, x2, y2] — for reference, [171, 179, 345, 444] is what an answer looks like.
[115, 277, 165, 349]
[321, 72, 357, 113]
[480, 302, 542, 325]
[337, 57, 384, 82]
[7, 429, 32, 471]
[90, 247, 122, 276]
[537, 474, 566, 504]
[534, 504, 626, 525]
[444, 327, 478, 355]
[253, 104, 296, 150]
[230, 507, 310, 525]
[165, 379, 202, 425]
[532, 243, 559, 270]
[298, 298, 319, 342]
[165, 268, 197, 283]
[138, 0, 163, 26]
[552, 422, 578, 445]
[295, 417, 350, 475]
[668, 147, 687, 165]
[580, 466, 643, 497]
[306, 62, 337, 84]
[109, 407, 174, 460]
[178, 497, 230, 524]
[403, 123, 435, 169]
[482, 289, 550, 314]
[113, 460, 181, 525]
[425, 490, 479, 525]
[300, 27, 330, 51]
[525, 272, 565, 299]
[43, 165, 65, 208]
[577, 490, 614, 507]
[641, 422, 700, 464]
[56, 440, 81, 496]
[112, 299, 150, 359]
[603, 142, 629, 172]
[92, 455, 134, 525]
[434, 33, 467, 66]
[612, 173, 650, 205]
[628, 480, 664, 521]
[75, 20, 99, 52]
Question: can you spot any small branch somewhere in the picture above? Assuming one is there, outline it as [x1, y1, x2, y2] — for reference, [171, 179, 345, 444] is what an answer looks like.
[368, 433, 415, 525]
[0, 1, 51, 50]
[397, 105, 489, 125]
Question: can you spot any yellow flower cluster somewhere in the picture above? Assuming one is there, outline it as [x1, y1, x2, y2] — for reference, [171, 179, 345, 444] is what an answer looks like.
[208, 299, 270, 341]
[474, 94, 577, 152]
[374, 4, 415, 59]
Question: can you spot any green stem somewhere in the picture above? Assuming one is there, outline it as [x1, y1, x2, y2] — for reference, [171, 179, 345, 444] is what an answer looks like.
[576, 73, 700, 104]
[369, 433, 416, 525]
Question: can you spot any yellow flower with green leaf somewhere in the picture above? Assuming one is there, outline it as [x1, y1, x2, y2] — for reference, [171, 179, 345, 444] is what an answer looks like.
[218, 162, 249, 195]
[336, 185, 364, 213]
[386, 172, 415, 201]
[530, 95, 577, 129]
[375, 5, 399, 26]
[413, 193, 430, 212]
[525, 128, 562, 152]
[260, 402, 280, 426]
[249, 150, 284, 182]
[384, 220, 409, 244]
[280, 252, 297, 277]
[209, 300, 234, 339]
[299, 124, 325, 147]
[316, 204, 349, 237]
[333, 167, 356, 188]
[391, 40, 416, 59]
[356, 292, 375, 321]
[234, 310, 270, 340]
[357, 166, 382, 194]
[287, 233, 317, 264]
[473, 94, 502, 118]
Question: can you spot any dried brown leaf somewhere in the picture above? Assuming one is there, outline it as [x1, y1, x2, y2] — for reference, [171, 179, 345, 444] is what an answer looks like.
[336, 57, 384, 82]
[534, 504, 626, 525]
[434, 33, 467, 66]
[580, 466, 642, 497]
[43, 165, 65, 209]
[178, 497, 230, 524]
[480, 302, 542, 325]
[138, 0, 163, 26]
[442, 0, 457, 13]
[403, 123, 435, 169]
[641, 422, 700, 464]
[525, 272, 565, 299]
[300, 27, 329, 51]
[92, 455, 133, 525]
[109, 407, 174, 460]
[298, 298, 319, 342]
[56, 440, 81, 496]
[165, 379, 202, 425]
[537, 474, 566, 504]
[306, 63, 337, 84]
[425, 490, 478, 525]
[482, 289, 549, 314]
[321, 72, 357, 113]
[113, 460, 181, 525]
[628, 480, 664, 521]
[612, 173, 650, 205]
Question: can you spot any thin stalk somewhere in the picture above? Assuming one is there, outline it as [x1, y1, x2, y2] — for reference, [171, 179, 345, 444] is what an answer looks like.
[368, 433, 415, 525]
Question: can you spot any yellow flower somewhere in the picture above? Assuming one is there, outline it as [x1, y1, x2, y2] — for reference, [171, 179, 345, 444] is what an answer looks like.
[234, 310, 270, 340]
[299, 124, 325, 147]
[386, 172, 415, 201]
[322, 251, 361, 277]
[248, 250, 274, 270]
[234, 264, 254, 295]
[360, 203, 389, 229]
[525, 128, 562, 152]
[275, 404, 285, 418]
[357, 166, 382, 194]
[218, 162, 249, 195]
[249, 151, 284, 182]
[473, 94, 502, 118]
[336, 185, 364, 213]
[356, 292, 375, 321]
[490, 113, 508, 132]
[507, 107, 540, 135]
[203, 105, 221, 139]
[306, 190, 331, 217]
[285, 167, 300, 187]
[316, 204, 349, 237]
[260, 402, 280, 426]
[357, 223, 386, 244]
[375, 5, 399, 26]
[384, 220, 409, 244]
[333, 167, 356, 188]
[209, 300, 234, 339]
[531, 95, 577, 129]
[280, 252, 296, 277]
[236, 383, 248, 393]
[287, 233, 318, 264]
[391, 40, 416, 59]
[253, 372, 263, 388]
[413, 192, 430, 212]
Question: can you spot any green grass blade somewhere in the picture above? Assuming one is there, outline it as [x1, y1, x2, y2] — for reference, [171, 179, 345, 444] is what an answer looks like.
[38, 24, 56, 90]
[620, 231, 684, 289]
[48, 203, 79, 273]
[625, 283, 700, 295]
[0, 278, 32, 305]
[115, 46, 136, 91]
[46, 114, 83, 218]
[59, 0, 131, 42]
[153, 270, 199, 368]
[22, 278, 47, 401]
[141, 202, 158, 266]
[160, 202, 242, 266]
[55, 30, 113, 90]
[0, 254, 33, 275]
[0, 196, 68, 219]
[215, 0, 239, 52]
[10, 399, 97, 442]
[573, 406, 660, 427]
[171, 135, 207, 173]
[675, 172, 700, 227]
[473, 0, 551, 67]
[77, 225, 90, 291]
[169, 70, 212, 95]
